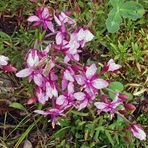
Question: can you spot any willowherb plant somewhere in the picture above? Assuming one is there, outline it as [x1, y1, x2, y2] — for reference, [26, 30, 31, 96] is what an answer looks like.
[14, 6, 146, 140]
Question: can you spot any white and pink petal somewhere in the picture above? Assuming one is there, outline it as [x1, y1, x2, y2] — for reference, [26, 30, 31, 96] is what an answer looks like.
[27, 15, 40, 22]
[86, 64, 97, 79]
[92, 79, 109, 89]
[56, 95, 65, 105]
[75, 75, 85, 85]
[74, 92, 85, 101]
[16, 68, 33, 78]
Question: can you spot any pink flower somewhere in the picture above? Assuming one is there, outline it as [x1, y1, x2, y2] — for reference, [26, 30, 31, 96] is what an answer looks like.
[34, 108, 65, 128]
[26, 49, 40, 67]
[63, 33, 80, 63]
[16, 49, 45, 86]
[63, 68, 75, 82]
[94, 93, 123, 114]
[74, 92, 93, 110]
[62, 29, 94, 63]
[102, 59, 121, 73]
[46, 81, 58, 99]
[28, 7, 54, 32]
[129, 124, 146, 140]
[54, 12, 76, 26]
[75, 64, 109, 95]
[76, 28, 94, 47]
[62, 67, 75, 90]
[56, 82, 74, 107]
[35, 86, 48, 104]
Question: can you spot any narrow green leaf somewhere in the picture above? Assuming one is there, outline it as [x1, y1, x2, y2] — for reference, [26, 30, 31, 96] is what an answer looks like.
[71, 110, 89, 116]
[105, 130, 114, 146]
[15, 116, 42, 148]
[9, 102, 27, 112]
[52, 126, 71, 138]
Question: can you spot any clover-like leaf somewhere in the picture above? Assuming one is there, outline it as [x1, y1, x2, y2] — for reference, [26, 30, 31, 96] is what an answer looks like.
[108, 81, 124, 99]
[106, 8, 122, 33]
[110, 0, 125, 8]
[120, 1, 145, 20]
[106, 0, 144, 33]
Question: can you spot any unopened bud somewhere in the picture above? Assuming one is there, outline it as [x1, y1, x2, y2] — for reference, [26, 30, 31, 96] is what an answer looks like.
[101, 94, 108, 103]
[119, 109, 127, 115]
[124, 103, 136, 111]
[2, 65, 17, 72]
[27, 96, 37, 105]
[123, 136, 130, 142]
[119, 93, 128, 101]
[74, 3, 81, 13]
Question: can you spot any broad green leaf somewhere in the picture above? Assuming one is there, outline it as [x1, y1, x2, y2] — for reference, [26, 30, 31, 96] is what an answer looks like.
[109, 82, 124, 99]
[109, 81, 124, 91]
[106, 8, 122, 33]
[9, 102, 27, 112]
[120, 1, 145, 20]
[110, 0, 124, 8]
[106, 0, 144, 33]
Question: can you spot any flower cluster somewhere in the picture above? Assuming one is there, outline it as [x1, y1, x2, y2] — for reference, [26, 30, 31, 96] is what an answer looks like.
[15, 7, 146, 140]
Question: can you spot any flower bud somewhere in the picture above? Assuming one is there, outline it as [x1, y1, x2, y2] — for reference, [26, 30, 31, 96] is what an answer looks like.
[118, 93, 128, 101]
[101, 94, 108, 103]
[2, 65, 17, 72]
[123, 136, 130, 142]
[27, 96, 37, 105]
[93, 0, 97, 4]
[74, 3, 81, 13]
[119, 109, 127, 115]
[124, 103, 136, 111]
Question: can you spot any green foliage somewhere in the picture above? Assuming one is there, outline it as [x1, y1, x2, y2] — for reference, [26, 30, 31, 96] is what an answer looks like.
[47, 112, 138, 147]
[0, 32, 12, 53]
[106, 0, 145, 33]
[0, 0, 35, 15]
[14, 116, 42, 148]
[9, 102, 27, 112]
[109, 82, 124, 99]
